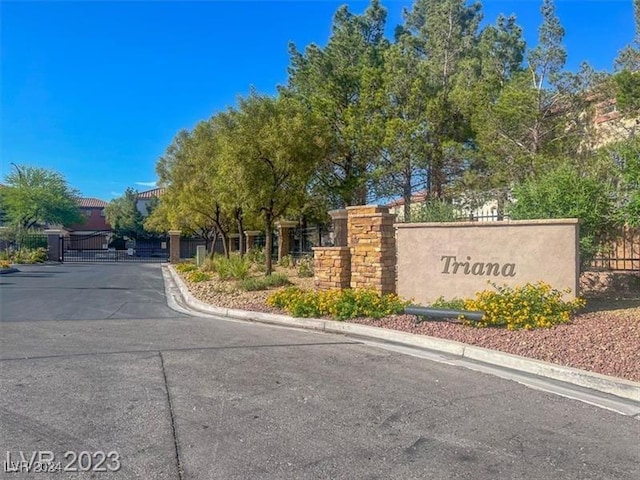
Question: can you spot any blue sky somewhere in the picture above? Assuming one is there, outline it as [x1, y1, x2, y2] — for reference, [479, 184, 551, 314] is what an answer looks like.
[1, 0, 635, 201]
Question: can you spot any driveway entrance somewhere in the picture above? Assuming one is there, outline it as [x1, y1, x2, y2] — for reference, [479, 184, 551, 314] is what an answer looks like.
[0, 263, 181, 321]
[61, 234, 169, 263]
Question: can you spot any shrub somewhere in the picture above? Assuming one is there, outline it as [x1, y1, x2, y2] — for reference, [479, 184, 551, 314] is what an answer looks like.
[240, 273, 291, 291]
[246, 248, 266, 265]
[430, 296, 466, 310]
[297, 255, 314, 278]
[279, 254, 293, 268]
[267, 287, 409, 320]
[175, 262, 197, 273]
[411, 199, 457, 223]
[0, 260, 10, 269]
[509, 163, 618, 267]
[212, 253, 250, 280]
[9, 248, 48, 264]
[200, 256, 217, 273]
[185, 270, 212, 283]
[463, 281, 586, 330]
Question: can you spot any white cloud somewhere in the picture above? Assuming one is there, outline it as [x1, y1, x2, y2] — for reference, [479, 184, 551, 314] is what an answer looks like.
[135, 181, 157, 188]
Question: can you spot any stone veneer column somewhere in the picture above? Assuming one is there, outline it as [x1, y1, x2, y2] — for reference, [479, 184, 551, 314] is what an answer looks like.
[276, 220, 297, 262]
[313, 247, 351, 290]
[244, 231, 261, 251]
[347, 205, 397, 295]
[168, 230, 181, 264]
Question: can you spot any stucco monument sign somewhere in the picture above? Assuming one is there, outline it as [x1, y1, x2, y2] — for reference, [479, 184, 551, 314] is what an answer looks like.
[396, 219, 580, 306]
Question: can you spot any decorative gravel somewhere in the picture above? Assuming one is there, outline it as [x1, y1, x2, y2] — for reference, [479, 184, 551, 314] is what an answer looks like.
[178, 268, 640, 382]
[349, 308, 640, 382]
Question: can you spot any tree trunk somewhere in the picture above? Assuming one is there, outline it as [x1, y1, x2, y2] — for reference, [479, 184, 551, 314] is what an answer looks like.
[209, 232, 219, 255]
[403, 175, 412, 222]
[264, 218, 273, 276]
[235, 208, 245, 256]
[496, 190, 506, 221]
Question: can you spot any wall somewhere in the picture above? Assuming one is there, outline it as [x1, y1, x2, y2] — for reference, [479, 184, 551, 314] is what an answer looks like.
[67, 207, 111, 232]
[396, 219, 580, 305]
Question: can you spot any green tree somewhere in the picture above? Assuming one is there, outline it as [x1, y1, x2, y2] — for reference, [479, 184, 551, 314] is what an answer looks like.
[282, 0, 389, 207]
[614, 0, 639, 72]
[222, 93, 328, 275]
[0, 164, 82, 230]
[509, 163, 619, 267]
[599, 136, 640, 227]
[104, 187, 147, 240]
[469, 0, 600, 215]
[148, 123, 234, 255]
[402, 0, 482, 198]
[367, 32, 431, 222]
[614, 70, 640, 115]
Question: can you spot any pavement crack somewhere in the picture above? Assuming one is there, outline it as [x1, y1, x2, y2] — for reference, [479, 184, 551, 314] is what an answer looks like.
[106, 302, 128, 319]
[159, 351, 184, 480]
[0, 341, 361, 363]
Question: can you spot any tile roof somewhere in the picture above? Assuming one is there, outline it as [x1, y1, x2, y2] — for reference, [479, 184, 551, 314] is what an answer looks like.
[77, 197, 108, 208]
[386, 191, 429, 208]
[137, 187, 165, 199]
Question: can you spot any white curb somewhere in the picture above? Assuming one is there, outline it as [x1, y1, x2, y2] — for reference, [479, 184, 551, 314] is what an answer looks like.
[165, 264, 640, 404]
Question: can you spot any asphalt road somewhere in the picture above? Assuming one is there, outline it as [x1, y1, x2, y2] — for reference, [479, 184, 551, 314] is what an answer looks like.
[0, 264, 638, 479]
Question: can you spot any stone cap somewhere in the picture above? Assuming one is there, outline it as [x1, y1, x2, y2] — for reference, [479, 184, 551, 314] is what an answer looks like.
[244, 230, 261, 236]
[328, 209, 348, 220]
[346, 205, 390, 215]
[168, 230, 182, 235]
[229, 233, 241, 238]
[395, 218, 580, 229]
[276, 220, 298, 228]
[44, 228, 69, 235]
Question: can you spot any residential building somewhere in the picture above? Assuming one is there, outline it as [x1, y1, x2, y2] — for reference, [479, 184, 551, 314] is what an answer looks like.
[136, 187, 164, 216]
[68, 198, 111, 232]
[63, 198, 112, 249]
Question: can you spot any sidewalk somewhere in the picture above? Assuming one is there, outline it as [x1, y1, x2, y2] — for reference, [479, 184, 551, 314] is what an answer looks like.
[164, 264, 640, 410]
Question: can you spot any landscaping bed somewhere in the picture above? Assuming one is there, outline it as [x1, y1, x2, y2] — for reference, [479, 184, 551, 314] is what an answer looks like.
[176, 265, 640, 382]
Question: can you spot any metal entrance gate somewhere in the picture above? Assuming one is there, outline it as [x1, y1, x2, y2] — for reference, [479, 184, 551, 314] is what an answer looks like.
[61, 233, 169, 263]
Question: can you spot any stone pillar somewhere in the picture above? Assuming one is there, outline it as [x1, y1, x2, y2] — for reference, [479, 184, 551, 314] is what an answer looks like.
[244, 231, 261, 251]
[228, 233, 240, 253]
[44, 229, 64, 262]
[347, 205, 397, 295]
[329, 209, 348, 247]
[276, 220, 297, 262]
[313, 247, 351, 290]
[168, 230, 181, 264]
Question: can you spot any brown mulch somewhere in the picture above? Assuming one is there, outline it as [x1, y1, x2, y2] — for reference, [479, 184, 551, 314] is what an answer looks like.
[178, 267, 640, 382]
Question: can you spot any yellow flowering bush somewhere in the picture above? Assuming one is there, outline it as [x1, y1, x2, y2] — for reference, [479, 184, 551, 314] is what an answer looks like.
[175, 262, 197, 273]
[184, 269, 212, 283]
[267, 287, 409, 320]
[463, 281, 586, 330]
[0, 259, 10, 269]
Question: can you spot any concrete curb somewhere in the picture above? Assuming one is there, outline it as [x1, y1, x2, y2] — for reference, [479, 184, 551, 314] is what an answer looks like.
[166, 264, 640, 403]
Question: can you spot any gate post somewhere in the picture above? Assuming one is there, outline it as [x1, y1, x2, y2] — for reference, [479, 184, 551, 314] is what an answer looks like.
[244, 231, 261, 251]
[347, 205, 397, 295]
[329, 209, 348, 247]
[276, 220, 297, 262]
[168, 230, 181, 263]
[44, 229, 65, 262]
